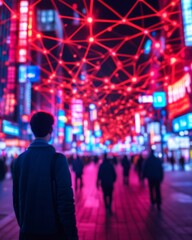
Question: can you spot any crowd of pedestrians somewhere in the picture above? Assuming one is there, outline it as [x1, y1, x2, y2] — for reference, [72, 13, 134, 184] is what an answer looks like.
[0, 111, 189, 240]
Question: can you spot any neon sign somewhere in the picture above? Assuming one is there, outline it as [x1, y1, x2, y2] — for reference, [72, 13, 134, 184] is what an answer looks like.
[181, 0, 192, 46]
[153, 92, 166, 108]
[168, 73, 191, 104]
[173, 113, 192, 132]
[18, 1, 29, 62]
[168, 73, 191, 119]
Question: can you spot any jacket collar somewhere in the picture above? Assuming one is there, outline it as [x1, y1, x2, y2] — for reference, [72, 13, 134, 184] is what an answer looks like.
[29, 138, 54, 148]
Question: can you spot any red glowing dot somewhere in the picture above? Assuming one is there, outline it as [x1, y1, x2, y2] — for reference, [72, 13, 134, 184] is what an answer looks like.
[155, 42, 160, 48]
[132, 77, 137, 82]
[89, 37, 94, 42]
[127, 87, 132, 92]
[36, 33, 41, 38]
[87, 17, 93, 23]
[170, 57, 177, 64]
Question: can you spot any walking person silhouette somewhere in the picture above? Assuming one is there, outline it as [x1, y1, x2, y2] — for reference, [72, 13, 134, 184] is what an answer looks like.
[142, 149, 164, 211]
[97, 153, 116, 215]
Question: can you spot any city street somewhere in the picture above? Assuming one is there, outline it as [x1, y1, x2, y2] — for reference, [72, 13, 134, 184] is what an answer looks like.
[0, 162, 192, 240]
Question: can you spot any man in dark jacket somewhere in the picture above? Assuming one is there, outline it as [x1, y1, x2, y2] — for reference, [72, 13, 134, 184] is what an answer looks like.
[142, 149, 164, 211]
[12, 111, 78, 240]
[97, 153, 116, 214]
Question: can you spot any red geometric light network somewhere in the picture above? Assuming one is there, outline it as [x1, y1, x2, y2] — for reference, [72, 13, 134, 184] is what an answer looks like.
[1, 0, 184, 143]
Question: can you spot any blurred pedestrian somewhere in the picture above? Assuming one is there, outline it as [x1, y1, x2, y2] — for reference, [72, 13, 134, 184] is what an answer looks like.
[179, 155, 185, 171]
[72, 154, 84, 190]
[136, 153, 144, 182]
[12, 111, 78, 240]
[97, 153, 116, 214]
[142, 149, 164, 211]
[121, 155, 131, 185]
[0, 156, 6, 182]
[170, 155, 175, 171]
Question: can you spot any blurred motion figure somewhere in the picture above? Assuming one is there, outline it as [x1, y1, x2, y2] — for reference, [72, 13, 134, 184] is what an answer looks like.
[97, 153, 117, 214]
[142, 149, 164, 211]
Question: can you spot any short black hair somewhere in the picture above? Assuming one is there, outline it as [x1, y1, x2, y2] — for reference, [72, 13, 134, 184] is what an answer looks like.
[30, 111, 54, 137]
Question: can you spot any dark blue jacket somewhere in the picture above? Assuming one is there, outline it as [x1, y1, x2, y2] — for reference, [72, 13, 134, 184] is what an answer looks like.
[97, 159, 117, 188]
[142, 153, 164, 182]
[13, 139, 78, 239]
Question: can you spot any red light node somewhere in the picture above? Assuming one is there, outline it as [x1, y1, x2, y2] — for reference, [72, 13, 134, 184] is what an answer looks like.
[144, 30, 148, 34]
[43, 50, 47, 54]
[72, 3, 77, 10]
[155, 42, 160, 48]
[170, 57, 177, 64]
[150, 71, 154, 76]
[172, 21, 177, 26]
[132, 77, 137, 82]
[89, 37, 94, 42]
[162, 13, 167, 18]
[122, 18, 126, 23]
[127, 87, 132, 92]
[36, 33, 41, 38]
[49, 89, 54, 93]
[104, 78, 109, 83]
[73, 54, 77, 58]
[87, 17, 93, 23]
[82, 58, 86, 62]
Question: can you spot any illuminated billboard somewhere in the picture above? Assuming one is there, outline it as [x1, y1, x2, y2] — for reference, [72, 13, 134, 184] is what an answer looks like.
[19, 65, 40, 83]
[173, 113, 192, 132]
[181, 0, 192, 46]
[168, 73, 191, 119]
[2, 120, 20, 137]
[153, 92, 166, 108]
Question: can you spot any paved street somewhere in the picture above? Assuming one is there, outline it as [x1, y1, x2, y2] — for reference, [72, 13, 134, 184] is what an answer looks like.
[0, 162, 192, 240]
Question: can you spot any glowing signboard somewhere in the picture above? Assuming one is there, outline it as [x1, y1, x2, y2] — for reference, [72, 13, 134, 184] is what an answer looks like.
[168, 73, 191, 119]
[173, 113, 192, 132]
[153, 92, 166, 108]
[2, 120, 20, 137]
[181, 0, 192, 46]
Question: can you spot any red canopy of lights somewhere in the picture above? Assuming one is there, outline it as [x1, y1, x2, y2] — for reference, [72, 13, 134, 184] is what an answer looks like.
[1, 0, 185, 143]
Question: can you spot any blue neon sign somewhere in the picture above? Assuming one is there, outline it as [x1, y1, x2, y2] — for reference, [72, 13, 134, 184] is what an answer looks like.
[181, 0, 192, 46]
[19, 65, 40, 83]
[2, 120, 20, 137]
[173, 113, 192, 132]
[153, 92, 166, 108]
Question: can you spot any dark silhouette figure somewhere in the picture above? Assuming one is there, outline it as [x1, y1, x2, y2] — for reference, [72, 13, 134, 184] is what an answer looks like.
[142, 149, 164, 211]
[0, 157, 6, 182]
[97, 153, 116, 214]
[136, 153, 144, 182]
[179, 156, 185, 171]
[170, 155, 175, 171]
[93, 155, 99, 164]
[72, 154, 84, 190]
[112, 155, 118, 165]
[121, 155, 131, 185]
[12, 111, 78, 240]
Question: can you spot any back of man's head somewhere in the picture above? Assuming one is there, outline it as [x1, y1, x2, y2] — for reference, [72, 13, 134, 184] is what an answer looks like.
[30, 111, 54, 138]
